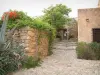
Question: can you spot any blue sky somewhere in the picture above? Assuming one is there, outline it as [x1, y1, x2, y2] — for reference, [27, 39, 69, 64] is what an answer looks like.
[0, 0, 99, 18]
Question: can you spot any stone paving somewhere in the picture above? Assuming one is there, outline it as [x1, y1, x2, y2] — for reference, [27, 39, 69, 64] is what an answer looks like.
[13, 40, 100, 75]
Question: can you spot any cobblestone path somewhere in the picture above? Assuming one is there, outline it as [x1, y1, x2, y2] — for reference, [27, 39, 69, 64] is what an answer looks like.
[13, 40, 100, 75]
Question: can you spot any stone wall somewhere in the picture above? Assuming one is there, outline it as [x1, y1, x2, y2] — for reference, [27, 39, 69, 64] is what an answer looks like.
[13, 27, 49, 59]
[78, 8, 100, 43]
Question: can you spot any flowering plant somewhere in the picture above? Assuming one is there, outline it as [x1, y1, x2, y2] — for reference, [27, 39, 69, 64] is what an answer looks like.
[2, 11, 18, 20]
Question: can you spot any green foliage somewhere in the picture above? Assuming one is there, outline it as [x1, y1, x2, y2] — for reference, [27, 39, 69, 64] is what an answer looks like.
[6, 10, 54, 33]
[30, 19, 53, 31]
[22, 56, 41, 69]
[7, 11, 33, 29]
[43, 4, 71, 29]
[76, 42, 94, 60]
[76, 42, 100, 60]
[67, 18, 77, 26]
[47, 28, 56, 55]
[89, 42, 100, 60]
[0, 45, 24, 75]
[0, 20, 2, 25]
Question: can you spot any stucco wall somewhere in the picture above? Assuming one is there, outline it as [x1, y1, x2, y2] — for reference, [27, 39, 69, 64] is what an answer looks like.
[13, 27, 49, 59]
[78, 8, 100, 43]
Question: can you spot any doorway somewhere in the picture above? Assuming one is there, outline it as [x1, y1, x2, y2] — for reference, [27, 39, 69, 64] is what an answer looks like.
[93, 28, 100, 43]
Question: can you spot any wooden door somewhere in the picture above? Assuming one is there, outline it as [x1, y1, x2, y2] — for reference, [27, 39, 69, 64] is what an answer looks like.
[93, 28, 100, 43]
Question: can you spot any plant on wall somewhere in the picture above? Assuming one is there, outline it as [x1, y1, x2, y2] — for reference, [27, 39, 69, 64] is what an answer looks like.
[1, 10, 55, 32]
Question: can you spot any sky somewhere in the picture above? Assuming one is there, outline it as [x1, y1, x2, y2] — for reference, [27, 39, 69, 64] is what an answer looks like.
[0, 0, 99, 18]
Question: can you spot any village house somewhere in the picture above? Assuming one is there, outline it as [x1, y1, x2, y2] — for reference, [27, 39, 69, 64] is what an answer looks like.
[78, 0, 100, 43]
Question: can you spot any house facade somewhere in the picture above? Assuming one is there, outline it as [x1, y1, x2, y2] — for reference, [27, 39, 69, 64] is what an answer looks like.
[78, 1, 100, 43]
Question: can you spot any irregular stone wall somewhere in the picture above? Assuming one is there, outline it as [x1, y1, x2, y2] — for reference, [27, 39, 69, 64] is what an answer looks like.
[13, 27, 49, 59]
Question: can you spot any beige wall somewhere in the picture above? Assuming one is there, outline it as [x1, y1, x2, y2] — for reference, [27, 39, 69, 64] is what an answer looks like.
[78, 8, 100, 43]
[98, 0, 100, 7]
[13, 27, 49, 59]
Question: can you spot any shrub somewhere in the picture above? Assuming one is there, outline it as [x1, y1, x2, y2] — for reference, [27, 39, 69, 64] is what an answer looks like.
[89, 42, 100, 60]
[22, 56, 41, 69]
[76, 42, 100, 60]
[0, 45, 24, 75]
[0, 43, 41, 75]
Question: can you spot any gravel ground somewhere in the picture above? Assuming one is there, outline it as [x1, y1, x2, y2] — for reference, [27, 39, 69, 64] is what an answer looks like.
[13, 40, 100, 75]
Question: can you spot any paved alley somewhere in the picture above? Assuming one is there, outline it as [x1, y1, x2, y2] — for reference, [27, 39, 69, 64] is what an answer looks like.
[13, 40, 100, 75]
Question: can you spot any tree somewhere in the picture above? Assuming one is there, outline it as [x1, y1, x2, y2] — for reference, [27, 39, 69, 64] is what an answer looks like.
[67, 18, 78, 39]
[43, 4, 71, 29]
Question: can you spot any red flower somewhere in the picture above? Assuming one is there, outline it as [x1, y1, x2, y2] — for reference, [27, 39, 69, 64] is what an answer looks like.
[1, 11, 18, 20]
